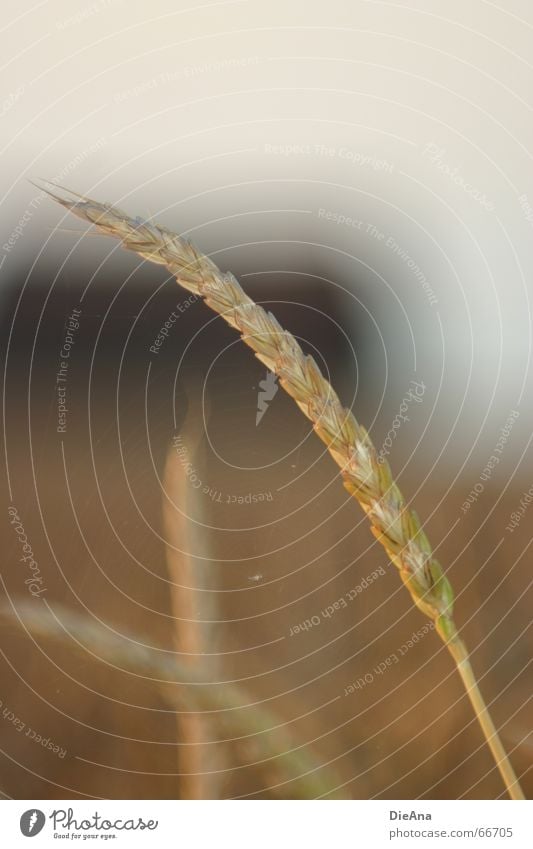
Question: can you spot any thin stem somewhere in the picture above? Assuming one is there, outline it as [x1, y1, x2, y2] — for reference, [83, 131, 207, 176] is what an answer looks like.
[40, 184, 526, 800]
[447, 637, 525, 800]
[0, 600, 348, 798]
[163, 443, 213, 799]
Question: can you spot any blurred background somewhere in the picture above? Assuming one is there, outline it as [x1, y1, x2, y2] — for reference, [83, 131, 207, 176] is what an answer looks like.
[0, 0, 531, 799]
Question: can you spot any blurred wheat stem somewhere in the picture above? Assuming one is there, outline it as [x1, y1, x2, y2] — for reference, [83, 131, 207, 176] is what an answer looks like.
[0, 599, 346, 799]
[162, 442, 219, 799]
[41, 183, 525, 800]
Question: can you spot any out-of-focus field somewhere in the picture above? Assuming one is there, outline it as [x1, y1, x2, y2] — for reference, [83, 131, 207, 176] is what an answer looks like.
[1, 272, 530, 800]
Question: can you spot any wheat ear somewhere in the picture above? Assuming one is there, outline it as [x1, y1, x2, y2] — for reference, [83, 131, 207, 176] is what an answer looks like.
[40, 183, 525, 800]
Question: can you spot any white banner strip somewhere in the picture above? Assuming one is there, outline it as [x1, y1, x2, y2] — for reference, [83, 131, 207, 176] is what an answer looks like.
[1, 799, 532, 848]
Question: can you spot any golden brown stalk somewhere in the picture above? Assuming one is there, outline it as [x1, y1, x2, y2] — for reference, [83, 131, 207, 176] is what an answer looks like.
[162, 437, 218, 799]
[41, 182, 525, 800]
[0, 599, 347, 799]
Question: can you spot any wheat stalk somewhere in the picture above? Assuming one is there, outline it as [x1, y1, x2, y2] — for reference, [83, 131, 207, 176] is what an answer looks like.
[162, 437, 223, 799]
[39, 182, 525, 800]
[0, 598, 346, 798]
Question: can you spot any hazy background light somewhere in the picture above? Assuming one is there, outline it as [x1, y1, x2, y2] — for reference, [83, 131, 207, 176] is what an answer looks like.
[2, 0, 532, 473]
